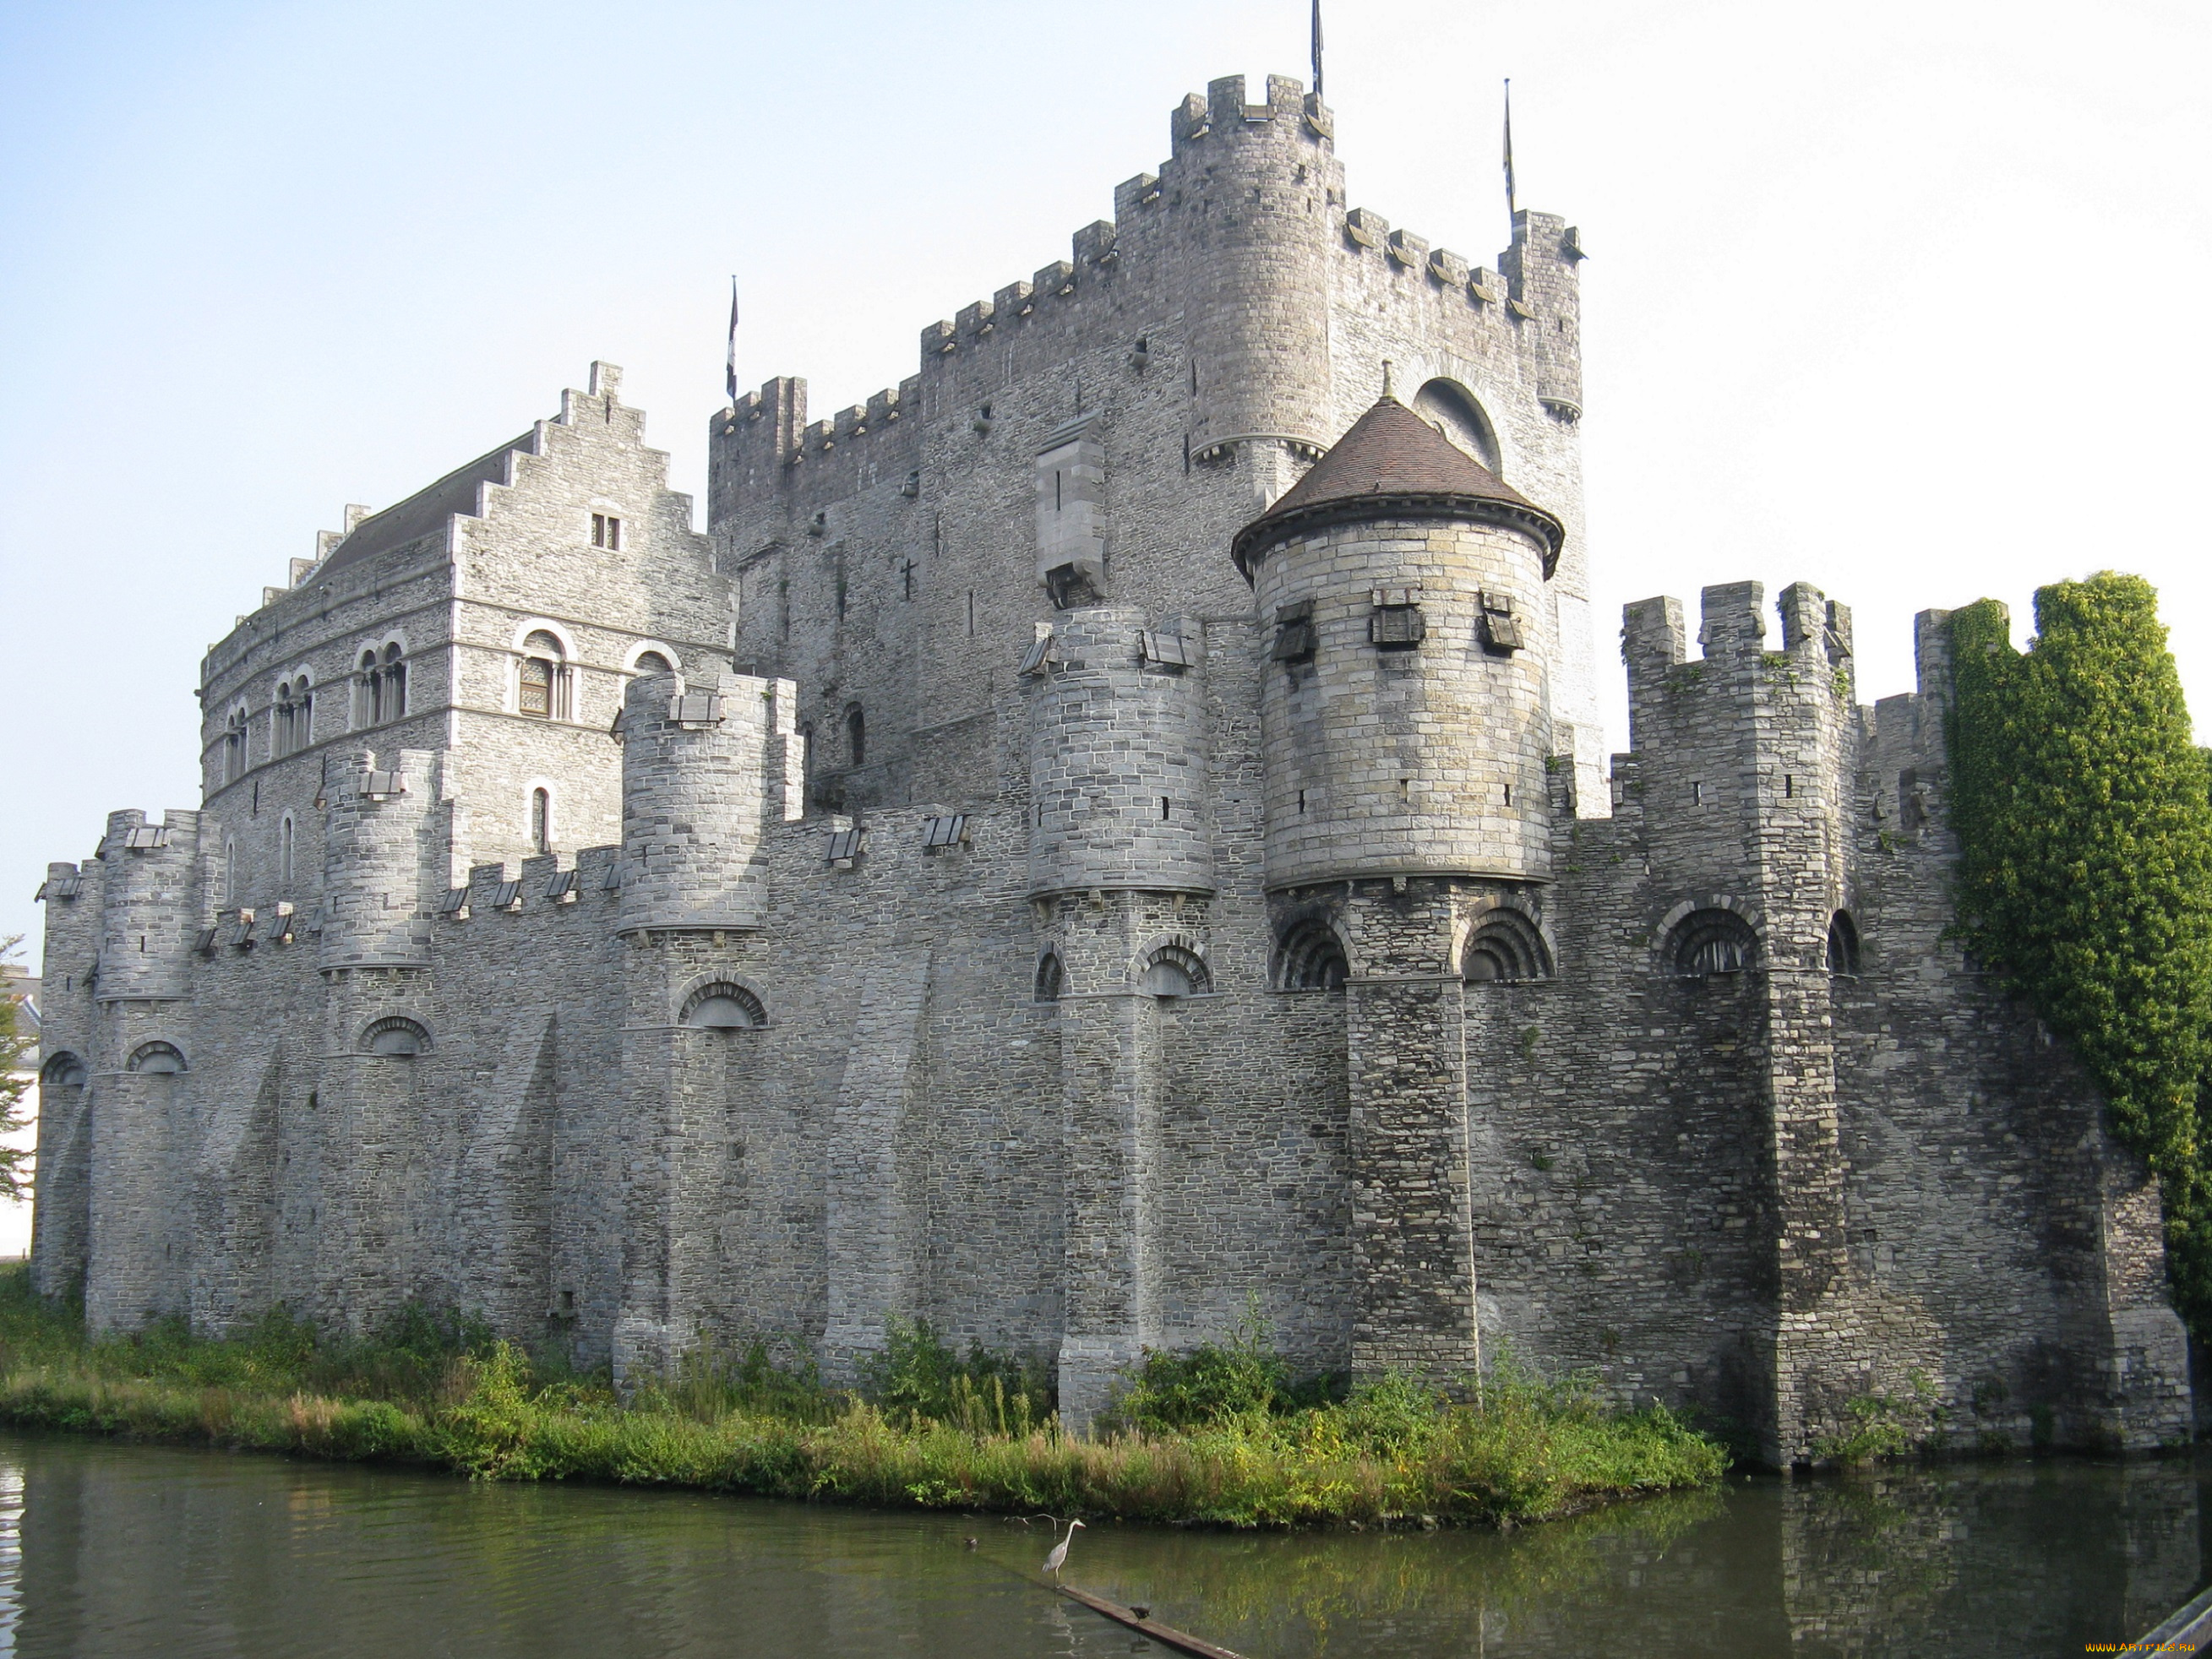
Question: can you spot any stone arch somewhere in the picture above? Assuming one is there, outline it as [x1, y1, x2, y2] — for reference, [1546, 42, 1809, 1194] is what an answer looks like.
[1828, 910, 1861, 976]
[1413, 377, 1503, 473]
[1272, 915, 1349, 992]
[1662, 903, 1763, 977]
[1131, 934, 1211, 998]
[359, 1015, 433, 1056]
[676, 976, 769, 1030]
[1462, 907, 1554, 982]
[126, 1041, 187, 1074]
[625, 640, 680, 676]
[41, 1051, 87, 1090]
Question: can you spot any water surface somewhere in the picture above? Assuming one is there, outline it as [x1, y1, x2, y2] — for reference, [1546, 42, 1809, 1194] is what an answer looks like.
[0, 1430, 2201, 1656]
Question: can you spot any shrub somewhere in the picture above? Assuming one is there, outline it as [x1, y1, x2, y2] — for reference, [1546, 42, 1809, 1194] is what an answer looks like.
[858, 1318, 1052, 1430]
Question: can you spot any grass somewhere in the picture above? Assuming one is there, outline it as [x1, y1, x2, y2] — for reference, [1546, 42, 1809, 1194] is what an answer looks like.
[0, 1269, 1726, 1527]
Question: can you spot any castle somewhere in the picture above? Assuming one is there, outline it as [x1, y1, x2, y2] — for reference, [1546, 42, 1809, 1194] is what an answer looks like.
[27, 73, 2193, 1461]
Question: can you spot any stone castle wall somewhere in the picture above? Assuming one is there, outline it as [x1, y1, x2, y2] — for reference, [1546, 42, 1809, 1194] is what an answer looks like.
[29, 73, 2193, 1463]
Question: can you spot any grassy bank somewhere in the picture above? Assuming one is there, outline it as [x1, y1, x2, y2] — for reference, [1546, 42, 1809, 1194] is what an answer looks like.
[0, 1270, 1724, 1526]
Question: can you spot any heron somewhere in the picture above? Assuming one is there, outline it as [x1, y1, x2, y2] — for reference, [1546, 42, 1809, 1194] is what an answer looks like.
[1043, 1517, 1086, 1580]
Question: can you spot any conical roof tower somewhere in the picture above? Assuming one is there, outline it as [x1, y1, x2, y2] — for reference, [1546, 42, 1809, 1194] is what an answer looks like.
[1233, 394, 1564, 580]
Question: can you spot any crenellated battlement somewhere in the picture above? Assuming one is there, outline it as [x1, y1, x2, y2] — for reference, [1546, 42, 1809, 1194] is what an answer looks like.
[1624, 580, 1854, 699]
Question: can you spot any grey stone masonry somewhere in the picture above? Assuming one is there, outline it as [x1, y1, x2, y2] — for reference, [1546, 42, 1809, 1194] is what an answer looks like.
[29, 69, 2192, 1460]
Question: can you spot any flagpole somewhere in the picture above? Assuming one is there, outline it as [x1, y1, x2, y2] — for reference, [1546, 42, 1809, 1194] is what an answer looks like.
[1502, 79, 1517, 225]
[724, 276, 740, 412]
[1311, 0, 1324, 101]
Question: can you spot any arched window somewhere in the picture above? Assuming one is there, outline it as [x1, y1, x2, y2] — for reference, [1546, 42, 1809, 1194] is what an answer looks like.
[42, 1053, 87, 1091]
[279, 814, 296, 887]
[1463, 911, 1553, 984]
[354, 649, 379, 727]
[1669, 909, 1760, 977]
[126, 1041, 187, 1074]
[379, 644, 406, 721]
[844, 704, 866, 767]
[361, 1016, 431, 1056]
[680, 982, 766, 1030]
[1138, 944, 1210, 999]
[1274, 919, 1349, 992]
[530, 787, 553, 854]
[1827, 911, 1861, 976]
[1035, 952, 1065, 1003]
[222, 706, 248, 784]
[635, 650, 672, 674]
[275, 678, 313, 757]
[520, 631, 564, 720]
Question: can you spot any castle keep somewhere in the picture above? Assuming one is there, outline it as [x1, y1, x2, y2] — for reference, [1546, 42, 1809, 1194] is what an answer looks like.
[30, 73, 2193, 1460]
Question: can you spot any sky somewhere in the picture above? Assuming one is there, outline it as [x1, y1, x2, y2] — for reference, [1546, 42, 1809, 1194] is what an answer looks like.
[1, 0, 2208, 973]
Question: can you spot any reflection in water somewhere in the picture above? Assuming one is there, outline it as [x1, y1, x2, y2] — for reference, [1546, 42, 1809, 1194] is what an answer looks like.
[0, 1431, 2203, 1658]
[0, 1463, 19, 1656]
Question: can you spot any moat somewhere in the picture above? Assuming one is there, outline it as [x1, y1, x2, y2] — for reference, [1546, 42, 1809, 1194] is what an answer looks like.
[0, 1432, 2200, 1656]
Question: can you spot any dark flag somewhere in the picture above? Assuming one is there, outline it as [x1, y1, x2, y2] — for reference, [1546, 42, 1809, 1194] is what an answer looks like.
[724, 278, 740, 409]
[1311, 0, 1324, 100]
[1502, 79, 1517, 220]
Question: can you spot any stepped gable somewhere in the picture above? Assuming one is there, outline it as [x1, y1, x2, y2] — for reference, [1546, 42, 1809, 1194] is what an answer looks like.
[1231, 394, 1565, 579]
[311, 432, 533, 579]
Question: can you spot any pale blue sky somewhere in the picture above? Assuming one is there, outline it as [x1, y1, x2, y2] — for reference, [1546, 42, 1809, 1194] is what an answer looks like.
[3, 0, 2207, 965]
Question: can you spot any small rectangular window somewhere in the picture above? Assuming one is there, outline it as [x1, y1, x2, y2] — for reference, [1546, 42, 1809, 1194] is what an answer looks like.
[438, 887, 469, 916]
[825, 829, 863, 862]
[591, 514, 623, 550]
[1370, 604, 1426, 649]
[1141, 630, 1191, 668]
[923, 813, 968, 849]
[1272, 600, 1316, 663]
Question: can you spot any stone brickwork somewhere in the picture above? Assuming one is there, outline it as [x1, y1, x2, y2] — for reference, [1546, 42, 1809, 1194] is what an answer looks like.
[29, 70, 2192, 1463]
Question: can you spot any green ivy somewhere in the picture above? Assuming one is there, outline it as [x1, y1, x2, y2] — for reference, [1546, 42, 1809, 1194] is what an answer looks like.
[1948, 575, 2212, 1333]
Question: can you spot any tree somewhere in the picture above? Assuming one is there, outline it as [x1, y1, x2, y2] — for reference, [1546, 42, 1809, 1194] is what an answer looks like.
[1948, 576, 2212, 1333]
[0, 936, 35, 1203]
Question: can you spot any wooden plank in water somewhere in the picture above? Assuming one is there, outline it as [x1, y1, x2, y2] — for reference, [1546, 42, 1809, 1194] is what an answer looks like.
[2138, 1582, 2212, 1651]
[1055, 1582, 1250, 1659]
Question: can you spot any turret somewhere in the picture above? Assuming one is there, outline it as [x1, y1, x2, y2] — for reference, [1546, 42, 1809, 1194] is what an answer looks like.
[618, 669, 804, 933]
[94, 810, 204, 1002]
[319, 751, 438, 970]
[1500, 209, 1586, 422]
[1170, 75, 1343, 495]
[1234, 395, 1566, 891]
[1024, 605, 1212, 899]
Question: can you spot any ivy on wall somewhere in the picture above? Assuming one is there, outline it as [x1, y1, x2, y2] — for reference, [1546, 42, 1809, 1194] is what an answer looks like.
[1948, 574, 2212, 1334]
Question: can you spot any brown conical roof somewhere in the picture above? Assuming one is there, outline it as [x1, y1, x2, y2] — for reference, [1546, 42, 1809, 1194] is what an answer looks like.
[1230, 395, 1565, 579]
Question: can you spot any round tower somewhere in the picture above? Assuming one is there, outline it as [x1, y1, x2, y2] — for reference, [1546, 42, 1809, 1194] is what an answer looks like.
[94, 809, 201, 1002]
[1027, 606, 1212, 899]
[318, 750, 435, 969]
[1169, 75, 1341, 482]
[1233, 395, 1566, 891]
[618, 669, 770, 933]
